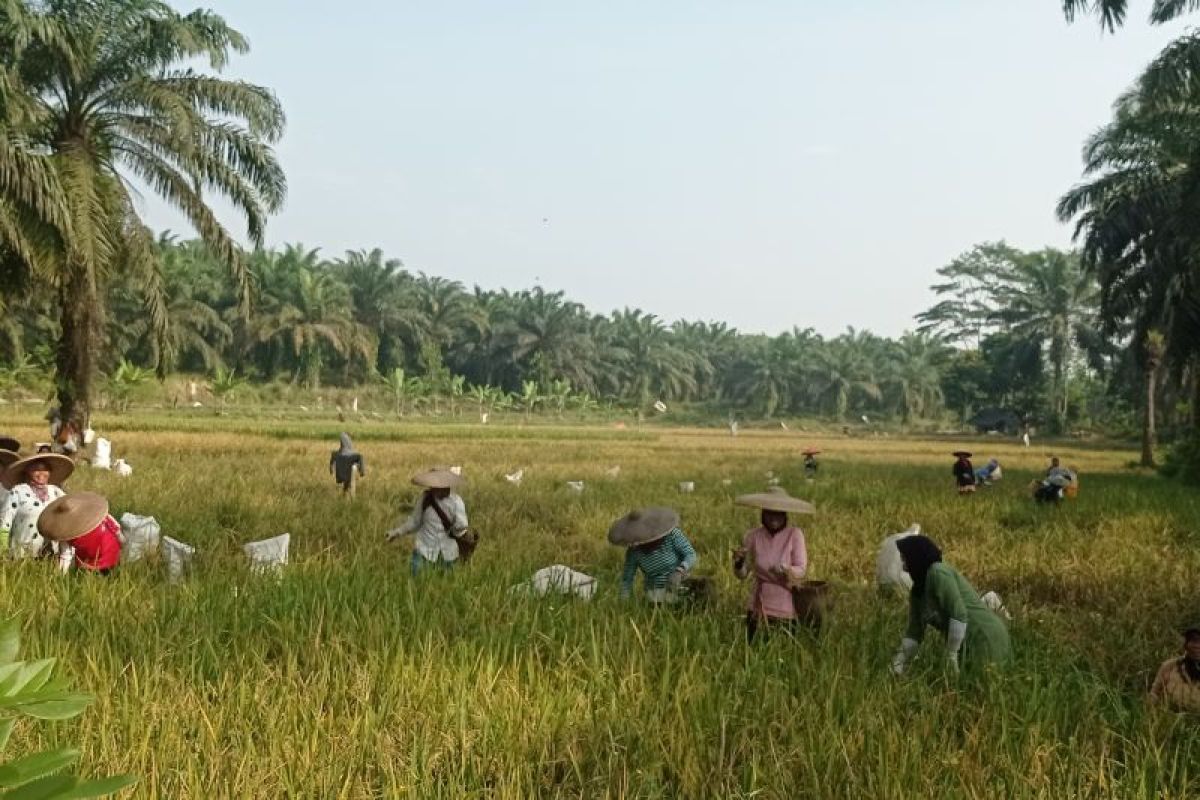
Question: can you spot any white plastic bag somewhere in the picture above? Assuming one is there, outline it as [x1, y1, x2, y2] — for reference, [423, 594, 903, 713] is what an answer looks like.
[162, 536, 196, 584]
[678, 481, 695, 493]
[92, 438, 112, 470]
[243, 533, 289, 575]
[511, 565, 597, 600]
[981, 590, 1013, 620]
[114, 459, 133, 478]
[117, 512, 160, 563]
[876, 524, 921, 591]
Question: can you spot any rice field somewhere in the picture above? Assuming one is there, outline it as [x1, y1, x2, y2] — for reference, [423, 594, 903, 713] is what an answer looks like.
[1, 410, 1198, 798]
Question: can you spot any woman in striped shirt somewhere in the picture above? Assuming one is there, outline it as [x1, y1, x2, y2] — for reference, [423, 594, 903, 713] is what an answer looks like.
[609, 507, 698, 603]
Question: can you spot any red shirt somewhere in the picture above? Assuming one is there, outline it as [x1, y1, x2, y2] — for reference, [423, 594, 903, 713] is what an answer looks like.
[70, 515, 121, 571]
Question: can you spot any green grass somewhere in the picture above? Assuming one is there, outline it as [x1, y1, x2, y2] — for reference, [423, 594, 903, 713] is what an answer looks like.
[0, 410, 1197, 798]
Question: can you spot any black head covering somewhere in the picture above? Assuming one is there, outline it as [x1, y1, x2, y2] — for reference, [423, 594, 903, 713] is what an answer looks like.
[895, 534, 943, 591]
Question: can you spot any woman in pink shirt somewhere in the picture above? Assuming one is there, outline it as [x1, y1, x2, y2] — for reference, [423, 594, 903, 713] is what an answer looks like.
[732, 487, 813, 642]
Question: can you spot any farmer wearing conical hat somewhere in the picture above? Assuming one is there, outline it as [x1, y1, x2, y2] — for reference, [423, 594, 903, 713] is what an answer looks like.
[802, 448, 820, 481]
[38, 492, 121, 575]
[609, 507, 698, 604]
[1, 454, 73, 558]
[879, 533, 1010, 676]
[386, 469, 471, 576]
[952, 451, 976, 494]
[732, 487, 813, 641]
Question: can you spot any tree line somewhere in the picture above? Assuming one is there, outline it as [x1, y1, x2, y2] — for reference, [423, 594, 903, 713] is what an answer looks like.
[1, 1, 1199, 459]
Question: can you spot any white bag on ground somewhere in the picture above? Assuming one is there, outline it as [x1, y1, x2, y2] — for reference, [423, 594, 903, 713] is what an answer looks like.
[93, 438, 112, 470]
[243, 533, 289, 575]
[162, 536, 196, 584]
[876, 524, 921, 591]
[511, 565, 597, 600]
[981, 590, 1013, 620]
[117, 512, 161, 563]
[114, 458, 132, 477]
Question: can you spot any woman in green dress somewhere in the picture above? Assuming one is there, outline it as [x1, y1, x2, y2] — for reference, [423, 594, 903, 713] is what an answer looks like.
[884, 534, 1010, 675]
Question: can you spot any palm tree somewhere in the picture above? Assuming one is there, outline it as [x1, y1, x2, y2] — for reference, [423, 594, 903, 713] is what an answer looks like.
[334, 248, 416, 374]
[3, 0, 285, 426]
[989, 249, 1099, 431]
[885, 332, 951, 423]
[811, 329, 883, 420]
[405, 274, 482, 375]
[502, 287, 596, 391]
[1142, 330, 1165, 467]
[1062, 0, 1195, 30]
[247, 247, 374, 388]
[608, 309, 696, 410]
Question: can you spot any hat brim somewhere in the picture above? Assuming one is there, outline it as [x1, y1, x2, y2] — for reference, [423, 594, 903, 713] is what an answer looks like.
[0, 437, 19, 453]
[2, 453, 74, 491]
[0, 450, 17, 470]
[412, 470, 464, 490]
[952, 451, 972, 458]
[37, 492, 109, 543]
[802, 449, 822, 456]
[608, 507, 680, 546]
[735, 492, 815, 514]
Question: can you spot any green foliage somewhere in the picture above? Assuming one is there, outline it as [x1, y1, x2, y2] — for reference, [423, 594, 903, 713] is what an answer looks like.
[1159, 430, 1200, 484]
[0, 619, 135, 799]
[105, 360, 153, 414]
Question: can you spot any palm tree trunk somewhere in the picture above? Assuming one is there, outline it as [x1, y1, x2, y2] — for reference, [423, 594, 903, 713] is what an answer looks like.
[55, 268, 101, 431]
[1141, 365, 1157, 468]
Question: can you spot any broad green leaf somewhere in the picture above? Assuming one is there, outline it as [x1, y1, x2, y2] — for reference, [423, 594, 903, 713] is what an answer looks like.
[13, 696, 93, 722]
[2, 774, 78, 800]
[0, 749, 79, 788]
[0, 661, 55, 700]
[57, 775, 137, 799]
[0, 622, 18, 667]
[0, 719, 13, 755]
[0, 667, 22, 694]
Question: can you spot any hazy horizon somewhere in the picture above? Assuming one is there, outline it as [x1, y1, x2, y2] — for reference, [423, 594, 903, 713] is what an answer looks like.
[147, 1, 1187, 338]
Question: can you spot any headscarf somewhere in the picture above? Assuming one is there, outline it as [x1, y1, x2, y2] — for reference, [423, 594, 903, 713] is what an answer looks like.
[337, 432, 356, 455]
[895, 534, 943, 593]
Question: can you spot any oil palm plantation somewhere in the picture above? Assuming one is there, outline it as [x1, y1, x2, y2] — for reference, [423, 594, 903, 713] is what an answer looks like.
[989, 250, 1099, 431]
[2, 0, 285, 425]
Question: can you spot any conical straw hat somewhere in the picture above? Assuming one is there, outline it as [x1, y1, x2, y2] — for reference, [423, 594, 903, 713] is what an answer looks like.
[607, 507, 680, 547]
[734, 486, 815, 514]
[2, 453, 74, 491]
[37, 492, 109, 543]
[412, 469, 464, 490]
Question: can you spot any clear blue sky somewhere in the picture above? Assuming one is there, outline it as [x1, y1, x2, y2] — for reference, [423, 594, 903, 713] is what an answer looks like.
[152, 1, 1186, 336]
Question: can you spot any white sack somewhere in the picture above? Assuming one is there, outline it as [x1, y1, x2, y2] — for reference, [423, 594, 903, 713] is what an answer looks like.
[117, 512, 160, 563]
[511, 565, 597, 600]
[162, 536, 196, 584]
[92, 438, 112, 470]
[243, 533, 289, 575]
[876, 524, 921, 591]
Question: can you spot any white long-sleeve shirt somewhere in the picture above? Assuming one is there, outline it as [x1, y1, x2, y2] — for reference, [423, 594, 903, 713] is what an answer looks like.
[389, 493, 468, 563]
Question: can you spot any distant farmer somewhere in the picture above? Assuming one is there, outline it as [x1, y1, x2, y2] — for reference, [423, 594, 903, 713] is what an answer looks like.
[803, 448, 820, 481]
[45, 406, 80, 456]
[732, 487, 816, 641]
[386, 469, 473, 575]
[1149, 627, 1200, 713]
[38, 492, 121, 575]
[329, 432, 365, 497]
[974, 459, 1002, 486]
[952, 451, 976, 494]
[609, 507, 698, 604]
[1, 454, 73, 558]
[880, 534, 1010, 675]
[1033, 457, 1077, 503]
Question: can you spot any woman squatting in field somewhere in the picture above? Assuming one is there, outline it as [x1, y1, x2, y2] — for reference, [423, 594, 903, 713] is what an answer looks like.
[38, 492, 121, 575]
[881, 533, 1011, 675]
[609, 507, 698, 603]
[1, 453, 73, 558]
[386, 468, 471, 576]
[732, 487, 812, 642]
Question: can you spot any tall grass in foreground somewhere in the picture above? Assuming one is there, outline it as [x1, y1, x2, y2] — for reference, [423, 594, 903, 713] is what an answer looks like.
[0, 413, 1197, 797]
